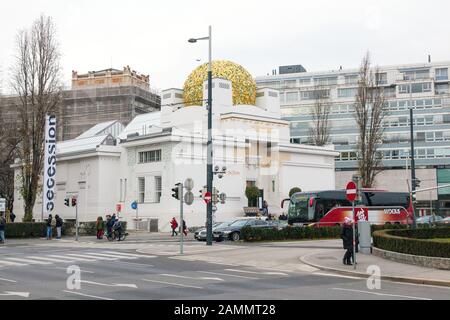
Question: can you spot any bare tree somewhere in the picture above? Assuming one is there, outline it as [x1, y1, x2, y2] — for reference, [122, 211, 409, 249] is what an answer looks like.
[10, 15, 62, 221]
[308, 85, 331, 146]
[354, 52, 388, 188]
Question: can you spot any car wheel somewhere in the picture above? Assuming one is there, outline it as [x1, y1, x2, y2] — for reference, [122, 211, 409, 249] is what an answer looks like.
[231, 232, 240, 242]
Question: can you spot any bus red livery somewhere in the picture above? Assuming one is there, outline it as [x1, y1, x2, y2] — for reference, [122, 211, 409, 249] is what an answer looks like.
[282, 189, 414, 226]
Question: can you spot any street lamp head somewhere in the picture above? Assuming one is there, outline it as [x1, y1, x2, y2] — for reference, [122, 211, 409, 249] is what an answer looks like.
[188, 38, 197, 43]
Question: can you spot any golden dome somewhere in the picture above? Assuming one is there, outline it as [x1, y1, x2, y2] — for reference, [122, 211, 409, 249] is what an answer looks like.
[183, 60, 256, 106]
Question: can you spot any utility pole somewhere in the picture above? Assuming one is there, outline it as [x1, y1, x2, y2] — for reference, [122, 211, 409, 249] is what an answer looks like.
[206, 25, 213, 246]
[179, 183, 184, 254]
[409, 81, 417, 229]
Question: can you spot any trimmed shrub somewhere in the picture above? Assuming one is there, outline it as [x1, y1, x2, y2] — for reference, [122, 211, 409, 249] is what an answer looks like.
[242, 226, 341, 242]
[5, 223, 47, 238]
[373, 227, 450, 258]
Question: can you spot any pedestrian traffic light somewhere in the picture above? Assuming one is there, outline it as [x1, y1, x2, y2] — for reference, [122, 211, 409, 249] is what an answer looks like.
[413, 179, 421, 189]
[71, 197, 77, 207]
[172, 183, 181, 200]
[64, 198, 70, 207]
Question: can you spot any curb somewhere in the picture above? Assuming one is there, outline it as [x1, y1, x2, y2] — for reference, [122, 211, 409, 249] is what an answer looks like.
[299, 254, 450, 288]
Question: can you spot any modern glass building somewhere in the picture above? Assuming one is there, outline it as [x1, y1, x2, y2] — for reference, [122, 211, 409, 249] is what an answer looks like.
[256, 62, 450, 216]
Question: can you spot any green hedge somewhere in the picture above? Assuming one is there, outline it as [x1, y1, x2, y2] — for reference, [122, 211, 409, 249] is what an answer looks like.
[242, 226, 342, 242]
[5, 223, 47, 238]
[373, 227, 450, 258]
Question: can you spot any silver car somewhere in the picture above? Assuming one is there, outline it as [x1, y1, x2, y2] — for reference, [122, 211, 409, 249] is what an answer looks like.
[195, 222, 231, 241]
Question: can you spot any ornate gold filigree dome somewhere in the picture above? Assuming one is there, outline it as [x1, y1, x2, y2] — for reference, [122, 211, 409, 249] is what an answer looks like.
[183, 60, 257, 106]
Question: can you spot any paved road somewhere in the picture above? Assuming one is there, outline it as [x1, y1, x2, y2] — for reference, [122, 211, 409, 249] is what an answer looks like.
[0, 238, 448, 300]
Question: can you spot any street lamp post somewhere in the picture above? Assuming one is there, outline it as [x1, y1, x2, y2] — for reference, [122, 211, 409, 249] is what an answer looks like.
[189, 26, 214, 245]
[409, 81, 417, 229]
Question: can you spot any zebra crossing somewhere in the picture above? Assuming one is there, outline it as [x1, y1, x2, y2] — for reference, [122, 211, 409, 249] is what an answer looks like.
[0, 251, 155, 268]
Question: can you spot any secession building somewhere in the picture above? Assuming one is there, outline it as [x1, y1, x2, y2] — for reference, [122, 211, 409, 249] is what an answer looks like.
[13, 61, 338, 231]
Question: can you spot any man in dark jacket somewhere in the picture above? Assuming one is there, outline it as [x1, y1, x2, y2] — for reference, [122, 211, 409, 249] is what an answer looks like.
[340, 217, 354, 265]
[10, 212, 16, 223]
[46, 214, 53, 240]
[0, 215, 6, 243]
[55, 215, 63, 240]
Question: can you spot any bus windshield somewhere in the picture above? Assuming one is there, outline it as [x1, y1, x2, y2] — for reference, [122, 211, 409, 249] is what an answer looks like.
[289, 194, 310, 222]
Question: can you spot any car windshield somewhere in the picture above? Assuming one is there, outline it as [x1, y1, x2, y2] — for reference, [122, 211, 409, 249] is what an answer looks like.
[214, 222, 230, 229]
[229, 220, 250, 228]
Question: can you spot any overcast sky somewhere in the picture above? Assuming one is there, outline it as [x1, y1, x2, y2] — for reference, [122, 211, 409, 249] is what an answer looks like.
[1, 0, 449, 93]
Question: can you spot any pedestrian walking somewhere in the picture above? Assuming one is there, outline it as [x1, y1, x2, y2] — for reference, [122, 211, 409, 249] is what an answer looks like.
[262, 200, 269, 216]
[182, 219, 188, 236]
[170, 217, 178, 237]
[341, 217, 354, 265]
[96, 216, 104, 239]
[0, 215, 6, 244]
[46, 214, 53, 240]
[105, 215, 112, 238]
[9, 211, 16, 223]
[55, 215, 63, 239]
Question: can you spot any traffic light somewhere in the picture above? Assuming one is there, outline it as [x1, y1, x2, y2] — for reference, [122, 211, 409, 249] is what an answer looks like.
[413, 179, 421, 189]
[172, 183, 181, 200]
[71, 197, 77, 207]
[64, 198, 70, 207]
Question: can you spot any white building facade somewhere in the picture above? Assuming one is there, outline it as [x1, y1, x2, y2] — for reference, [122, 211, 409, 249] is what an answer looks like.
[13, 78, 338, 231]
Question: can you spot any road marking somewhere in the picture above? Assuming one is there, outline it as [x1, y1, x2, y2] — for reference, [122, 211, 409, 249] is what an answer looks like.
[332, 288, 432, 300]
[64, 254, 116, 261]
[62, 290, 113, 300]
[0, 260, 27, 266]
[48, 254, 99, 262]
[197, 271, 258, 280]
[27, 256, 76, 263]
[0, 291, 30, 298]
[0, 277, 17, 283]
[141, 279, 203, 289]
[83, 252, 138, 260]
[313, 273, 365, 280]
[113, 261, 154, 268]
[103, 251, 156, 258]
[160, 274, 225, 282]
[52, 266, 96, 274]
[73, 253, 118, 261]
[79, 280, 137, 288]
[225, 269, 288, 276]
[4, 257, 51, 265]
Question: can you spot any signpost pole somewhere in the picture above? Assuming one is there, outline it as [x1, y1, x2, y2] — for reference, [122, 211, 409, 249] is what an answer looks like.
[180, 183, 184, 255]
[352, 201, 356, 270]
[75, 199, 79, 242]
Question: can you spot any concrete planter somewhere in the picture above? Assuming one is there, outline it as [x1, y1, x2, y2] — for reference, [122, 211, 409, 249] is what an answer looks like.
[373, 247, 450, 270]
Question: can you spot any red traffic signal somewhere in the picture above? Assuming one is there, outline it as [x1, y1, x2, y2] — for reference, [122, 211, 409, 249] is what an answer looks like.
[71, 197, 77, 207]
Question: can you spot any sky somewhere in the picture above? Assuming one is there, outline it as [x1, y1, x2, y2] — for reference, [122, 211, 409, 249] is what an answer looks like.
[1, 0, 450, 93]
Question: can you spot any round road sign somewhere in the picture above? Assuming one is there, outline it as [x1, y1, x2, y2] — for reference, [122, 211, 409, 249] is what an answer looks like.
[184, 192, 194, 205]
[204, 191, 212, 204]
[346, 181, 357, 202]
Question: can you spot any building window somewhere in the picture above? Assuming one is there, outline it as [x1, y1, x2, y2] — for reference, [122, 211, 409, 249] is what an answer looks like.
[402, 69, 429, 81]
[376, 73, 388, 85]
[436, 83, 449, 95]
[338, 88, 358, 98]
[301, 89, 329, 100]
[314, 77, 337, 86]
[436, 68, 448, 81]
[284, 80, 297, 88]
[345, 75, 359, 85]
[138, 177, 145, 203]
[138, 149, 162, 163]
[399, 83, 432, 94]
[154, 176, 162, 203]
[286, 92, 299, 103]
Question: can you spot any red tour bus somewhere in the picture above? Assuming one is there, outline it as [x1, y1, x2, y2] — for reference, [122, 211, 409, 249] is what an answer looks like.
[282, 189, 414, 227]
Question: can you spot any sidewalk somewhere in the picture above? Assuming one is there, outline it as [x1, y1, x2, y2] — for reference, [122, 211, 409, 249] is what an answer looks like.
[300, 247, 450, 287]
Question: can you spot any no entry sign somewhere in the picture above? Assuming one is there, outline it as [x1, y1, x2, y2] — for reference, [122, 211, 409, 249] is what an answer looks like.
[204, 192, 212, 204]
[346, 181, 357, 202]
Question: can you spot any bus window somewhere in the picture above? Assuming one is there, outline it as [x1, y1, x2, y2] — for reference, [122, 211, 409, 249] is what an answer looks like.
[363, 192, 410, 208]
[288, 194, 311, 223]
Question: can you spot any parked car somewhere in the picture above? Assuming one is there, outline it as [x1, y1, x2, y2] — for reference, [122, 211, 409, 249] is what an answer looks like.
[416, 215, 444, 224]
[267, 220, 289, 230]
[194, 222, 231, 241]
[436, 216, 450, 225]
[213, 218, 272, 242]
